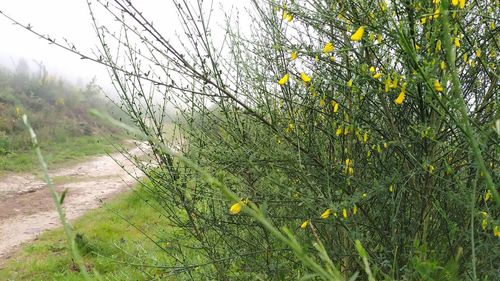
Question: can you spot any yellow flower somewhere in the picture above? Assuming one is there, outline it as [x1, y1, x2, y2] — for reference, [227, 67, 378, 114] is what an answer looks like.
[336, 127, 342, 136]
[394, 91, 405, 105]
[390, 77, 398, 88]
[475, 49, 481, 58]
[434, 79, 444, 92]
[459, 0, 465, 9]
[377, 34, 382, 44]
[480, 211, 488, 218]
[369, 66, 375, 73]
[329, 56, 336, 62]
[347, 79, 353, 87]
[278, 73, 289, 85]
[291, 51, 298, 60]
[323, 42, 334, 54]
[454, 37, 460, 47]
[301, 72, 311, 83]
[384, 78, 391, 92]
[347, 167, 354, 176]
[482, 219, 488, 230]
[389, 185, 393, 193]
[420, 17, 427, 25]
[463, 53, 468, 62]
[440, 61, 446, 70]
[429, 164, 435, 174]
[362, 193, 367, 198]
[286, 14, 293, 22]
[300, 220, 309, 229]
[353, 205, 357, 215]
[435, 40, 442, 52]
[282, 11, 289, 20]
[230, 202, 242, 214]
[351, 26, 365, 41]
[342, 208, 348, 219]
[484, 190, 491, 202]
[363, 132, 369, 143]
[433, 8, 440, 19]
[452, 0, 459, 6]
[331, 100, 339, 113]
[494, 226, 500, 237]
[321, 209, 331, 219]
[373, 73, 382, 79]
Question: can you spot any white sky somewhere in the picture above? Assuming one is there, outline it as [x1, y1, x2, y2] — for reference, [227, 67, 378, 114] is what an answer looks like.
[0, 0, 250, 91]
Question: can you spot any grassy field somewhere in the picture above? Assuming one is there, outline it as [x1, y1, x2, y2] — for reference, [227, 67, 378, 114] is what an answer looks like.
[0, 135, 125, 175]
[0, 189, 168, 280]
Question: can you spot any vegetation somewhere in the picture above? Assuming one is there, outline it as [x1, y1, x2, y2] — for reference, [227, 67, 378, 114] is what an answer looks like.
[0, 189, 168, 280]
[0, 62, 127, 173]
[1, 0, 499, 280]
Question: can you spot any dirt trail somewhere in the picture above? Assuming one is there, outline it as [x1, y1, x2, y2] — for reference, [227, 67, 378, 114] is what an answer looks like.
[0, 142, 146, 262]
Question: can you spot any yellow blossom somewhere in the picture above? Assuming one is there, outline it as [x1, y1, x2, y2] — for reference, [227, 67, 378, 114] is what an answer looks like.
[353, 205, 357, 215]
[342, 208, 348, 218]
[452, 0, 459, 6]
[347, 79, 353, 87]
[331, 100, 339, 112]
[330, 56, 336, 62]
[323, 42, 334, 54]
[463, 53, 468, 62]
[286, 14, 293, 22]
[429, 165, 435, 174]
[278, 73, 289, 85]
[230, 202, 242, 214]
[394, 91, 405, 105]
[494, 226, 500, 237]
[475, 49, 481, 58]
[420, 17, 427, 25]
[385, 78, 391, 92]
[336, 127, 342, 136]
[321, 209, 331, 219]
[484, 190, 491, 202]
[436, 40, 442, 51]
[291, 51, 298, 60]
[482, 219, 488, 230]
[434, 79, 444, 92]
[282, 11, 289, 20]
[433, 8, 440, 19]
[454, 37, 460, 47]
[373, 73, 382, 79]
[301, 72, 311, 83]
[459, 0, 465, 9]
[369, 66, 375, 73]
[389, 185, 393, 193]
[440, 61, 446, 70]
[390, 77, 398, 88]
[300, 220, 309, 229]
[363, 132, 368, 143]
[362, 193, 367, 198]
[351, 26, 365, 41]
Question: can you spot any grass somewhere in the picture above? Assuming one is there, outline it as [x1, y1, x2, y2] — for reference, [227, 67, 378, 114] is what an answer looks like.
[0, 135, 125, 175]
[0, 189, 169, 281]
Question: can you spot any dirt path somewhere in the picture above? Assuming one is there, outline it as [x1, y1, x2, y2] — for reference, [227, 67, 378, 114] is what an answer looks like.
[0, 142, 146, 262]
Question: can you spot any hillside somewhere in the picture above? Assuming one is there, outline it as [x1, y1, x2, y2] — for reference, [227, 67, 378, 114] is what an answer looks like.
[0, 60, 125, 172]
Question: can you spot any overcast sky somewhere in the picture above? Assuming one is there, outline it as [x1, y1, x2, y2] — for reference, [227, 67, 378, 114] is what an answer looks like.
[0, 0, 249, 91]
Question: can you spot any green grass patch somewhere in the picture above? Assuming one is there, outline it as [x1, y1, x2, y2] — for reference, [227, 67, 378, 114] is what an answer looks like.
[0, 135, 124, 175]
[0, 189, 169, 280]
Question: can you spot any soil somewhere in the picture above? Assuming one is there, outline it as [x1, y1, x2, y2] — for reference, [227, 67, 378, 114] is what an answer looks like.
[0, 142, 147, 264]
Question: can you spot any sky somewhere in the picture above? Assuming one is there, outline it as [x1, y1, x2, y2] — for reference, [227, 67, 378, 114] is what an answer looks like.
[0, 0, 250, 91]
